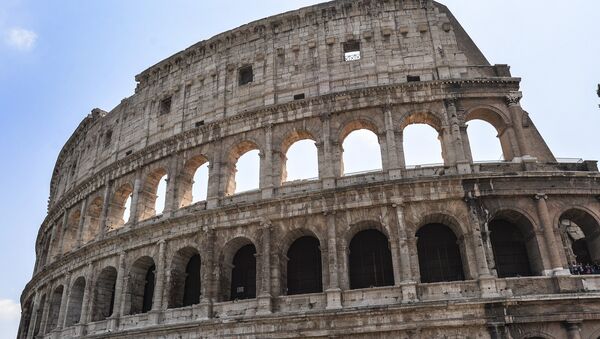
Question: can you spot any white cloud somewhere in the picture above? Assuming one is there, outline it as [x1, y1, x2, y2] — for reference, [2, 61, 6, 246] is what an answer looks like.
[0, 299, 20, 339]
[4, 27, 37, 51]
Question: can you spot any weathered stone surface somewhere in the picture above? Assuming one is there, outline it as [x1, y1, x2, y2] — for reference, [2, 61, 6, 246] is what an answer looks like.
[18, 1, 600, 338]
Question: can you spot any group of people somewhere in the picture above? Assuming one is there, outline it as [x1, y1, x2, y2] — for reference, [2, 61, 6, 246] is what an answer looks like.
[569, 263, 600, 275]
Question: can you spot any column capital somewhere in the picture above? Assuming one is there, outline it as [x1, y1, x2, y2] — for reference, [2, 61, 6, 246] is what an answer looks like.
[534, 193, 548, 201]
[505, 92, 523, 106]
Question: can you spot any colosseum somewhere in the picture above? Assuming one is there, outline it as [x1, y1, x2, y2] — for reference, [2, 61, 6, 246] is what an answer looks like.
[17, 0, 600, 338]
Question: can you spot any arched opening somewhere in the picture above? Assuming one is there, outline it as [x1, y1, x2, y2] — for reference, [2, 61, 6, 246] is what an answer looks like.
[178, 156, 210, 208]
[65, 277, 85, 327]
[192, 164, 209, 204]
[560, 209, 600, 274]
[33, 294, 46, 336]
[234, 150, 260, 194]
[92, 266, 117, 322]
[82, 197, 103, 244]
[403, 124, 443, 167]
[46, 285, 64, 332]
[106, 183, 133, 231]
[18, 297, 34, 339]
[127, 257, 156, 315]
[416, 224, 465, 283]
[489, 220, 533, 278]
[287, 236, 322, 295]
[138, 168, 168, 221]
[348, 229, 394, 289]
[342, 129, 383, 175]
[226, 141, 261, 195]
[154, 174, 168, 215]
[229, 244, 257, 300]
[283, 139, 319, 182]
[169, 247, 201, 309]
[63, 209, 81, 254]
[466, 119, 504, 162]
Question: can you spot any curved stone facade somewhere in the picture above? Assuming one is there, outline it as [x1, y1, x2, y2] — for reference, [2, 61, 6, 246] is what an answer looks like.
[18, 1, 600, 338]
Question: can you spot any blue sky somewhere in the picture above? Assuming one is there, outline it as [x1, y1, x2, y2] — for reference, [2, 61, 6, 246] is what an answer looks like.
[0, 1, 599, 337]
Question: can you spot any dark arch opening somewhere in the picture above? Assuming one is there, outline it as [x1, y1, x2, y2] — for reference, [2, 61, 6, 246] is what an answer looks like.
[560, 209, 600, 269]
[349, 229, 394, 289]
[169, 248, 202, 309]
[142, 265, 156, 313]
[65, 277, 86, 326]
[490, 220, 533, 278]
[33, 294, 46, 335]
[128, 257, 156, 315]
[46, 285, 64, 332]
[229, 244, 256, 300]
[17, 297, 34, 339]
[417, 224, 465, 283]
[183, 254, 201, 306]
[573, 238, 592, 265]
[287, 236, 323, 295]
[92, 267, 117, 321]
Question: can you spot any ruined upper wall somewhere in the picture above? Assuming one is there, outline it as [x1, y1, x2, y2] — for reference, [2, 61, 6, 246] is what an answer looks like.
[48, 0, 500, 208]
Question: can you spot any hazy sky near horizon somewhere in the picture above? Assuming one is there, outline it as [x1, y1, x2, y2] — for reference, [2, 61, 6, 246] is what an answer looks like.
[0, 1, 599, 337]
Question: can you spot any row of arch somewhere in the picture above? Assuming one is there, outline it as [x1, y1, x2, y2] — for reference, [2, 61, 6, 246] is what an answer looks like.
[42, 108, 513, 263]
[25, 206, 600, 337]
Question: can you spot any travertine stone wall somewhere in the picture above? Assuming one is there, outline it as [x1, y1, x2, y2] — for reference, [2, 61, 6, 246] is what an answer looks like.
[19, 0, 600, 338]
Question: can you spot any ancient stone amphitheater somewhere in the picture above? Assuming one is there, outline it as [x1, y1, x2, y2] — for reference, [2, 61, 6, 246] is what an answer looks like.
[18, 0, 600, 338]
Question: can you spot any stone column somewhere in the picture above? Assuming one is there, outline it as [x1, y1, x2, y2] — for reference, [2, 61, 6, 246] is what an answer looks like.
[257, 220, 273, 314]
[57, 211, 69, 258]
[565, 321, 582, 339]
[506, 93, 529, 158]
[150, 240, 167, 323]
[465, 204, 492, 278]
[98, 181, 112, 239]
[393, 203, 418, 302]
[534, 194, 567, 275]
[163, 156, 180, 214]
[320, 114, 336, 189]
[260, 124, 274, 199]
[446, 99, 471, 174]
[199, 228, 215, 319]
[39, 285, 53, 335]
[25, 293, 41, 339]
[76, 264, 93, 336]
[325, 212, 342, 309]
[75, 198, 88, 248]
[383, 105, 403, 179]
[439, 126, 456, 167]
[57, 274, 72, 330]
[206, 159, 220, 209]
[128, 171, 143, 225]
[110, 251, 127, 331]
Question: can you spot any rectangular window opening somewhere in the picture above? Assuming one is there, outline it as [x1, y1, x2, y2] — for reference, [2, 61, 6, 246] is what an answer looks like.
[343, 40, 361, 62]
[195, 121, 205, 128]
[293, 93, 305, 100]
[407, 75, 421, 82]
[103, 130, 113, 149]
[160, 97, 172, 115]
[238, 65, 254, 86]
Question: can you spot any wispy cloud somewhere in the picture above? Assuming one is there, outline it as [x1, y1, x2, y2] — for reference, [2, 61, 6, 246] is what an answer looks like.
[0, 299, 20, 339]
[4, 27, 37, 51]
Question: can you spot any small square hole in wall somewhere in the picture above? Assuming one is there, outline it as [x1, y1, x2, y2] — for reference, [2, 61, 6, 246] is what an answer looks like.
[407, 75, 421, 82]
[238, 65, 254, 86]
[160, 97, 172, 115]
[343, 40, 361, 62]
